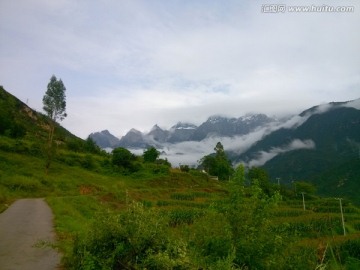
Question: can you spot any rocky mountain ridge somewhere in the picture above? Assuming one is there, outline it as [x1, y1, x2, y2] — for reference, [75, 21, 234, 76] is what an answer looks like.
[89, 114, 276, 149]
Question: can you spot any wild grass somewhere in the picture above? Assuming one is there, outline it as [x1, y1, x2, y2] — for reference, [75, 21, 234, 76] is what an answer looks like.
[1, 147, 360, 269]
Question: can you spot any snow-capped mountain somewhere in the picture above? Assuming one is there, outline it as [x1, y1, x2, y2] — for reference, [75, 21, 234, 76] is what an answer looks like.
[190, 114, 276, 141]
[89, 113, 277, 149]
[168, 122, 198, 143]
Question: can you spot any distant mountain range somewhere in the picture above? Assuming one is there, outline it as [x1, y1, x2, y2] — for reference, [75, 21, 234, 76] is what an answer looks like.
[1, 85, 359, 204]
[90, 99, 360, 204]
[89, 113, 276, 149]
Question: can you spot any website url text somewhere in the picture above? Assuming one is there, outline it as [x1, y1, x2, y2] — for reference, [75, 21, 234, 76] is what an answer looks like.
[261, 5, 355, 13]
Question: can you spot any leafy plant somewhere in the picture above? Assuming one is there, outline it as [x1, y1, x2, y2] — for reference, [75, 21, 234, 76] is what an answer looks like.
[72, 202, 191, 269]
[170, 192, 195, 201]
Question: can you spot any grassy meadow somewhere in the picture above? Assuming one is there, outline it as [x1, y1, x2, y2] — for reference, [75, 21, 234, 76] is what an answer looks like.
[1, 136, 360, 269]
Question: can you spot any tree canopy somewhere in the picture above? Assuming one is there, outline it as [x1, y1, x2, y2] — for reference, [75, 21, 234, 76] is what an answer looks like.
[112, 147, 135, 169]
[43, 75, 67, 122]
[199, 142, 233, 181]
[143, 146, 160, 163]
[295, 181, 317, 195]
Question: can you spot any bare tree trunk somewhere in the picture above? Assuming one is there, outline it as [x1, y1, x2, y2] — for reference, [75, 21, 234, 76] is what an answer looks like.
[45, 122, 55, 174]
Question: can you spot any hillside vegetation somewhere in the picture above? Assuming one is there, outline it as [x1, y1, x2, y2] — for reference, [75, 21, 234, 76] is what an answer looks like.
[1, 86, 360, 269]
[237, 104, 360, 205]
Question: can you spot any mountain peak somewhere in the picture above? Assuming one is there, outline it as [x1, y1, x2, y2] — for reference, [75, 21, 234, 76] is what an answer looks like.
[150, 124, 163, 131]
[89, 130, 120, 148]
[239, 113, 272, 122]
[129, 128, 142, 134]
[207, 115, 230, 123]
[100, 130, 111, 135]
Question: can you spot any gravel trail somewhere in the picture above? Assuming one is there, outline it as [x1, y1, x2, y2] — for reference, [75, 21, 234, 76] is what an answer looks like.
[0, 198, 61, 270]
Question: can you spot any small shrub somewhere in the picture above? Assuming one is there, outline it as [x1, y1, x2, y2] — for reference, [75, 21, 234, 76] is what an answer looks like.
[179, 165, 190, 172]
[168, 208, 204, 226]
[81, 154, 95, 170]
[338, 239, 360, 260]
[345, 257, 360, 270]
[192, 191, 212, 198]
[189, 211, 233, 265]
[157, 200, 171, 207]
[71, 202, 191, 269]
[141, 200, 152, 208]
[170, 192, 195, 201]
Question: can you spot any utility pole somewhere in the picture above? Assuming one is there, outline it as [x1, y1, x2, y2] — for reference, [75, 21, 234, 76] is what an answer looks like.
[336, 198, 346, 236]
[301, 192, 306, 211]
[276, 177, 280, 186]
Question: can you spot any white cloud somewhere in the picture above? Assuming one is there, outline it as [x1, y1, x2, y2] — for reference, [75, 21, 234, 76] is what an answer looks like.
[155, 100, 341, 166]
[156, 123, 279, 166]
[0, 0, 359, 138]
[344, 98, 360, 110]
[247, 139, 316, 167]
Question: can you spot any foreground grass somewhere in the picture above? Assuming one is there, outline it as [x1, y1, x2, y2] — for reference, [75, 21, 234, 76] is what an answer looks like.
[0, 150, 225, 262]
[1, 149, 360, 269]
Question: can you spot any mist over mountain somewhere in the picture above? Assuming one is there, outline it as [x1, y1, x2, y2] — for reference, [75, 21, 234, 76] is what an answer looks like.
[232, 99, 360, 204]
[237, 100, 360, 167]
[89, 113, 278, 160]
[147, 125, 169, 143]
[191, 114, 274, 141]
[2, 83, 359, 204]
[89, 99, 360, 203]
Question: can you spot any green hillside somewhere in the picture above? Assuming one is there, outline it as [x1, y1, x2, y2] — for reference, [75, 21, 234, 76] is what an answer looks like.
[0, 86, 80, 141]
[0, 85, 102, 157]
[1, 87, 360, 269]
[237, 104, 360, 204]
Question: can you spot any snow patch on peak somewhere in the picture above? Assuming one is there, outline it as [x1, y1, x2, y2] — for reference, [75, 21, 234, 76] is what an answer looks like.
[177, 126, 196, 130]
[207, 115, 228, 123]
[171, 122, 197, 130]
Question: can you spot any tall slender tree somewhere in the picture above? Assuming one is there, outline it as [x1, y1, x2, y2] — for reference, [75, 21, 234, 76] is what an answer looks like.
[43, 75, 67, 173]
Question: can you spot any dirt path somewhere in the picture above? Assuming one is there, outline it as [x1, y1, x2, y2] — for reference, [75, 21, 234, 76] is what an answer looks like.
[0, 198, 61, 270]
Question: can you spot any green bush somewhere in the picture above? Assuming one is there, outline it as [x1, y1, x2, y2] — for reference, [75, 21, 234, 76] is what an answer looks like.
[81, 154, 95, 170]
[346, 257, 360, 270]
[170, 192, 195, 201]
[71, 202, 191, 269]
[168, 208, 204, 227]
[338, 239, 360, 260]
[282, 246, 318, 269]
[188, 211, 234, 265]
[179, 165, 190, 172]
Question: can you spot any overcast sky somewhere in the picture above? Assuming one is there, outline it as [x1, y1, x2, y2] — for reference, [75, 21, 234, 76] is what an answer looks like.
[1, 0, 359, 139]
